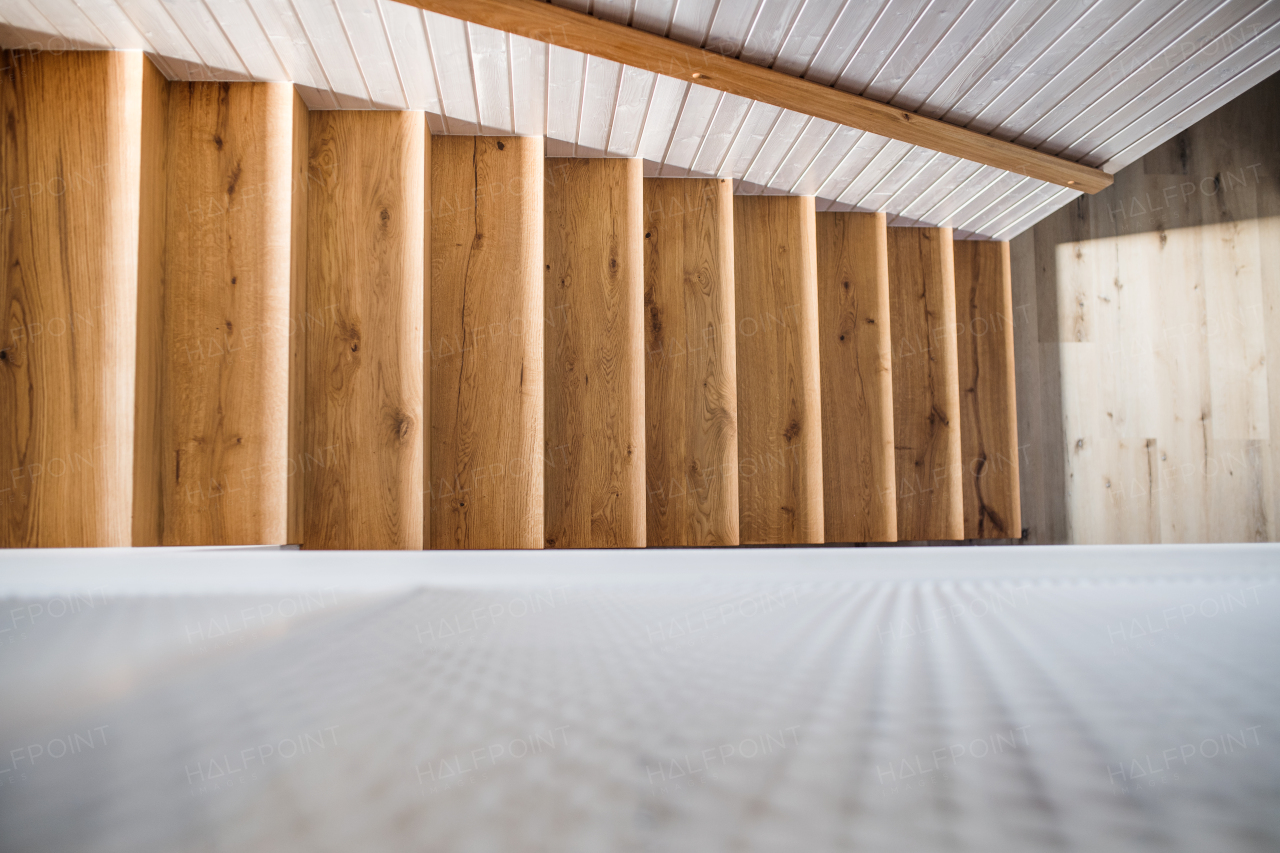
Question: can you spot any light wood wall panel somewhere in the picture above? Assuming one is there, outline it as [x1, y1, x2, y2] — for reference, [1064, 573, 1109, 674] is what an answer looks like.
[544, 157, 645, 548]
[145, 81, 295, 546]
[431, 136, 544, 549]
[303, 110, 424, 550]
[1012, 72, 1280, 544]
[887, 226, 963, 541]
[643, 178, 738, 547]
[954, 240, 1021, 539]
[733, 195, 824, 545]
[815, 212, 896, 543]
[0, 51, 146, 547]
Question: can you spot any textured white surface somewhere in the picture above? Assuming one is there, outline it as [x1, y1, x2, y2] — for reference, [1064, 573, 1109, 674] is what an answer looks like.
[1, 0, 1277, 237]
[0, 546, 1277, 851]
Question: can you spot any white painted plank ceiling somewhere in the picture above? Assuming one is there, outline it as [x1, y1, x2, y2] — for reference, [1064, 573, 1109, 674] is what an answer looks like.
[1, 0, 1277, 239]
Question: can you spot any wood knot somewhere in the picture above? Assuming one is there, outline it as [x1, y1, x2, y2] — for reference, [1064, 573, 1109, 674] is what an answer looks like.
[391, 411, 414, 441]
[496, 140, 505, 150]
[783, 420, 801, 442]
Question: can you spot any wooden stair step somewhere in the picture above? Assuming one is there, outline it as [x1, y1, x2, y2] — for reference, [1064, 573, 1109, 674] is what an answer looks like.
[816, 212, 897, 544]
[643, 178, 739, 547]
[733, 196, 824, 545]
[954, 240, 1022, 539]
[887, 226, 964, 541]
[430, 136, 545, 549]
[134, 80, 299, 546]
[302, 110, 426, 550]
[544, 158, 645, 548]
[0, 51, 156, 547]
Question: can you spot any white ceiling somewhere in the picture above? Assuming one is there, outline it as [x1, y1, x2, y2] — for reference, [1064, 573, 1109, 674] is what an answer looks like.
[2, 0, 1277, 239]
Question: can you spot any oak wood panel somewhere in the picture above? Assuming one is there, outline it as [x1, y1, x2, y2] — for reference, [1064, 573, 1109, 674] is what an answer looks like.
[954, 239, 1021, 539]
[887, 226, 963, 541]
[643, 178, 738, 547]
[430, 136, 544, 549]
[304, 110, 424, 550]
[0, 51, 145, 547]
[287, 89, 308, 544]
[544, 157, 645, 548]
[421, 119, 430, 551]
[733, 195, 824, 545]
[133, 56, 169, 547]
[395, 0, 1112, 193]
[152, 81, 295, 546]
[815, 212, 896, 543]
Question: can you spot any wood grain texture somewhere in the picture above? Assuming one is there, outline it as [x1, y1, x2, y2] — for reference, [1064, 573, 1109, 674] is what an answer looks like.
[887, 226, 963, 541]
[544, 157, 645, 548]
[287, 89, 308, 544]
[815, 212, 896, 543]
[133, 55, 169, 547]
[303, 110, 424, 550]
[431, 136, 544, 549]
[0, 51, 144, 547]
[151, 81, 295, 546]
[1014, 71, 1280, 545]
[396, 0, 1111, 192]
[643, 178, 738, 547]
[954, 239, 1021, 539]
[733, 195, 824, 545]
[1008, 230, 1063, 544]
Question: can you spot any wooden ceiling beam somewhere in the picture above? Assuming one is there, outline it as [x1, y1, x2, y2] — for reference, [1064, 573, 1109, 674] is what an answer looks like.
[392, 0, 1112, 194]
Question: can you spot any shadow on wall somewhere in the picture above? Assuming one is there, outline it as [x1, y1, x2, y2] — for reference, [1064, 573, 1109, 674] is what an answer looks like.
[1011, 71, 1280, 545]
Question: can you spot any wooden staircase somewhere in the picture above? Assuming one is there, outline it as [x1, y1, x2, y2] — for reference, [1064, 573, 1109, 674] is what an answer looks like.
[0, 51, 1021, 550]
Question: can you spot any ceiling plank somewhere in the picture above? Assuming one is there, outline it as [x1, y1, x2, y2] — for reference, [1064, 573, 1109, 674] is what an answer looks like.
[391, 0, 1113, 193]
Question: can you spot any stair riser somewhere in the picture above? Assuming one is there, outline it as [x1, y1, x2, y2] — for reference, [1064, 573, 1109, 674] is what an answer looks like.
[643, 178, 740, 547]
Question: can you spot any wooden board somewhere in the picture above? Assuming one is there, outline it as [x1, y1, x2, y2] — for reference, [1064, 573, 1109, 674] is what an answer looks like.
[133, 55, 169, 547]
[733, 195, 824, 545]
[1012, 72, 1280, 545]
[887, 226, 963, 541]
[397, 0, 1111, 193]
[544, 157, 645, 548]
[815, 212, 896, 543]
[303, 110, 425, 550]
[152, 81, 295, 546]
[953, 240, 1021, 539]
[0, 51, 145, 548]
[643, 178, 739, 547]
[287, 89, 308, 545]
[1007, 230, 1059, 544]
[430, 136, 544, 549]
